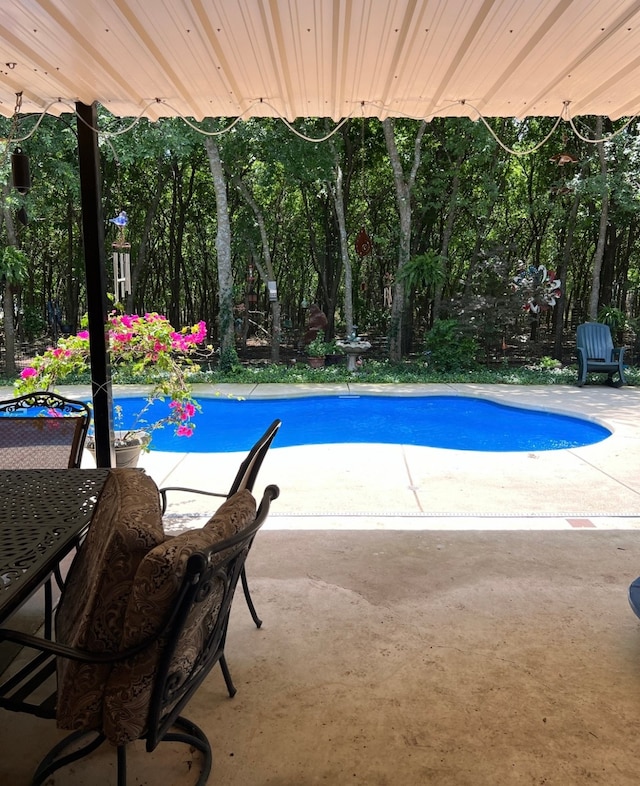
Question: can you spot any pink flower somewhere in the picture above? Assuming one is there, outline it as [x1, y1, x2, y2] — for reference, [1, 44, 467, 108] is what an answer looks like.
[183, 402, 196, 418]
[20, 367, 38, 379]
[120, 314, 138, 328]
[113, 332, 134, 343]
[176, 425, 193, 437]
[193, 321, 207, 341]
[77, 330, 89, 339]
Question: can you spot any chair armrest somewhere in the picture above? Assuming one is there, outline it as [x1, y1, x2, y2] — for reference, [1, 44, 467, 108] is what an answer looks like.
[0, 598, 182, 663]
[159, 486, 227, 514]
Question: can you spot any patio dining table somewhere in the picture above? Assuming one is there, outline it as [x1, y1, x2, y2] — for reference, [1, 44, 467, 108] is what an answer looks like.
[0, 468, 110, 625]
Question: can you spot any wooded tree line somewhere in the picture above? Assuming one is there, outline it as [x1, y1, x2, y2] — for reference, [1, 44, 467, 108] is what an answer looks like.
[1, 110, 638, 374]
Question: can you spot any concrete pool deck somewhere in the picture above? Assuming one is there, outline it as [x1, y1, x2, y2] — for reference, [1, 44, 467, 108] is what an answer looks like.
[2, 382, 640, 785]
[92, 382, 640, 530]
[2, 381, 637, 529]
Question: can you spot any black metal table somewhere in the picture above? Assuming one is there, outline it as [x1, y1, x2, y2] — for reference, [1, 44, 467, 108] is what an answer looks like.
[0, 469, 110, 624]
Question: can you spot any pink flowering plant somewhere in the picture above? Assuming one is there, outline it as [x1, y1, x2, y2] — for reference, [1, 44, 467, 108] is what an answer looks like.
[16, 311, 207, 447]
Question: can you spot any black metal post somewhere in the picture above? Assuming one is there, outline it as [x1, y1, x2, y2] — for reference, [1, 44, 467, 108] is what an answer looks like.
[76, 102, 114, 467]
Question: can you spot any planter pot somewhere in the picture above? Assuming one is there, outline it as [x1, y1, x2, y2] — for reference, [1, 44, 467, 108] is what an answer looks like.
[87, 430, 150, 469]
[307, 355, 326, 368]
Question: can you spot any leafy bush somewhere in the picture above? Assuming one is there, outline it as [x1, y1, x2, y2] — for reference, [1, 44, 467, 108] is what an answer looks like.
[423, 319, 479, 372]
[19, 305, 46, 341]
[597, 306, 626, 340]
[218, 345, 241, 372]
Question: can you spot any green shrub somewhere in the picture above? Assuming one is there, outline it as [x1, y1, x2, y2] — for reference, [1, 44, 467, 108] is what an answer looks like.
[597, 306, 626, 340]
[424, 319, 479, 372]
[218, 345, 241, 373]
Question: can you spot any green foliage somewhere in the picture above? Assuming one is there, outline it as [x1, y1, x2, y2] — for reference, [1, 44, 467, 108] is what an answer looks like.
[19, 305, 45, 341]
[185, 358, 638, 386]
[5, 110, 640, 368]
[538, 356, 562, 370]
[597, 306, 626, 337]
[218, 345, 241, 373]
[0, 246, 28, 284]
[398, 251, 445, 292]
[306, 330, 333, 357]
[423, 319, 479, 372]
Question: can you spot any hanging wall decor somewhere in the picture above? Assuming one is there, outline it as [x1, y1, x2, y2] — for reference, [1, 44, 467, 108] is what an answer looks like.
[355, 226, 372, 257]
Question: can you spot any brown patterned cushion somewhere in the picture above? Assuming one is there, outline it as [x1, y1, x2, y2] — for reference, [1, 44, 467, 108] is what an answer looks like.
[102, 489, 256, 745]
[55, 469, 164, 732]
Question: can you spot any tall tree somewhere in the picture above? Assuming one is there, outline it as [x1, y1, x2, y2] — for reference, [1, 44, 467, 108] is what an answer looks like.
[204, 137, 236, 366]
[382, 118, 427, 361]
[231, 172, 282, 362]
[588, 117, 609, 320]
[1, 185, 28, 375]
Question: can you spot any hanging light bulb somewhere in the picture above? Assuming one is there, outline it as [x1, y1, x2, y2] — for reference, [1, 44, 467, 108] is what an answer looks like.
[11, 148, 31, 194]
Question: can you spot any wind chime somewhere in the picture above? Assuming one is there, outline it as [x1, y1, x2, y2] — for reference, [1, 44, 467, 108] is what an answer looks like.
[110, 211, 131, 302]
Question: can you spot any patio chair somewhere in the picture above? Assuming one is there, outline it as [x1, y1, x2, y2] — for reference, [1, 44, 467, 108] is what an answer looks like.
[629, 577, 640, 620]
[0, 391, 92, 637]
[576, 322, 627, 387]
[160, 418, 282, 628]
[0, 390, 91, 468]
[0, 467, 279, 785]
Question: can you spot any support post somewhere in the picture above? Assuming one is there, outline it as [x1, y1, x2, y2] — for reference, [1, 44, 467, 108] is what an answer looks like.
[76, 102, 114, 467]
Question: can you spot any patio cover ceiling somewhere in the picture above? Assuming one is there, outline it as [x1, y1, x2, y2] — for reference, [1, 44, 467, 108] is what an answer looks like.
[2, 0, 640, 124]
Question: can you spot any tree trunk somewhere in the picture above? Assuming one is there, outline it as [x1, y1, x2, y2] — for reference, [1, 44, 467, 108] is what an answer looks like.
[232, 174, 281, 362]
[553, 185, 582, 359]
[333, 163, 354, 337]
[588, 117, 608, 321]
[382, 118, 427, 362]
[204, 138, 236, 360]
[1, 190, 18, 376]
[433, 161, 462, 320]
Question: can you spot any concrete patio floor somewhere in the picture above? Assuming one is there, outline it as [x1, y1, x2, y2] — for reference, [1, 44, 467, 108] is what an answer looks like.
[138, 382, 640, 529]
[1, 383, 640, 785]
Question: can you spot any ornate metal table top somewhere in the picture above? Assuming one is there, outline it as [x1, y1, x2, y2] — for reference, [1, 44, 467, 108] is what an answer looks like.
[0, 469, 110, 623]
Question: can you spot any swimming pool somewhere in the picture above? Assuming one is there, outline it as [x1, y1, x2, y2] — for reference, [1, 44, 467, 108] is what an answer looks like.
[113, 395, 611, 453]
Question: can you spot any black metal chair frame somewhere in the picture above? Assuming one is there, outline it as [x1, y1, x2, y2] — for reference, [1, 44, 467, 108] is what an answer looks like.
[0, 390, 92, 468]
[0, 484, 279, 786]
[0, 391, 92, 638]
[160, 418, 281, 628]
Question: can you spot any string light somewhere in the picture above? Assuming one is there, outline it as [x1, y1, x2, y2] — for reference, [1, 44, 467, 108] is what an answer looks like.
[5, 96, 640, 154]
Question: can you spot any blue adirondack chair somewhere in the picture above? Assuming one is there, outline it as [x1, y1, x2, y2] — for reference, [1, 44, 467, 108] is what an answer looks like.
[576, 322, 626, 387]
[629, 577, 640, 620]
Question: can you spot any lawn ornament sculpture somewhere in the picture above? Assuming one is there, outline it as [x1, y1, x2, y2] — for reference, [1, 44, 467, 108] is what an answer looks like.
[512, 263, 562, 315]
[303, 304, 328, 345]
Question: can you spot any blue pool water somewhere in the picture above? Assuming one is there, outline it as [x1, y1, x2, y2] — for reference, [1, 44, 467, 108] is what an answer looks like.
[113, 395, 611, 453]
